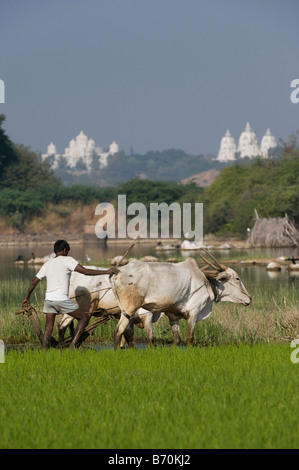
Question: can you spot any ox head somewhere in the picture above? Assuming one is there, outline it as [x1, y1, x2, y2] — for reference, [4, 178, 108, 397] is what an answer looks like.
[199, 249, 251, 306]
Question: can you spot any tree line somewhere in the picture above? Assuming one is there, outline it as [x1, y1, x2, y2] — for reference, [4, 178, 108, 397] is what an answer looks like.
[51, 148, 226, 186]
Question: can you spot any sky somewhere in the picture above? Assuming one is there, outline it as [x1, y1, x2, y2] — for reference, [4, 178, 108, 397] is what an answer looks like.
[0, 0, 299, 157]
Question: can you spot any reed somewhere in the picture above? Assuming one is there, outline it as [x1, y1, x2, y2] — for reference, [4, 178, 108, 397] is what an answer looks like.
[0, 277, 45, 343]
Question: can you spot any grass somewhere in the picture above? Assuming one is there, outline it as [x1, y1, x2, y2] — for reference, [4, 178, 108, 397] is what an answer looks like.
[196, 282, 299, 345]
[1, 344, 299, 449]
[0, 277, 45, 343]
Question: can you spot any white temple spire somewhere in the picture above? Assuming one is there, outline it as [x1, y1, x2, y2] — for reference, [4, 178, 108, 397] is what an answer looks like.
[217, 130, 236, 162]
[237, 122, 260, 158]
[260, 128, 277, 158]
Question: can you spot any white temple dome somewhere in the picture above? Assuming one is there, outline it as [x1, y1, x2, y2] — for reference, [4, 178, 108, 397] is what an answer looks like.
[47, 142, 56, 155]
[76, 130, 88, 144]
[260, 129, 277, 158]
[109, 141, 119, 155]
[217, 130, 237, 162]
[237, 122, 260, 158]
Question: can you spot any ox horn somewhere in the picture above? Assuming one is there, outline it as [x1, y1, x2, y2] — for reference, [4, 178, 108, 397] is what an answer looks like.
[198, 251, 219, 271]
[199, 248, 227, 271]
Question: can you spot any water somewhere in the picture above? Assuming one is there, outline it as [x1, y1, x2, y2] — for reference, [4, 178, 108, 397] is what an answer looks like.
[0, 242, 157, 283]
[1, 242, 299, 290]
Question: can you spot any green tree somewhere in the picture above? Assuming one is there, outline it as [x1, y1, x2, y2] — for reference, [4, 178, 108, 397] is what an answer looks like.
[0, 114, 60, 191]
[0, 114, 18, 183]
[3, 144, 59, 191]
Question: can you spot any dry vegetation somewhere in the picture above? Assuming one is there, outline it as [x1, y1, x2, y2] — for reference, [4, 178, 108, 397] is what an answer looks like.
[197, 303, 299, 345]
[0, 202, 97, 237]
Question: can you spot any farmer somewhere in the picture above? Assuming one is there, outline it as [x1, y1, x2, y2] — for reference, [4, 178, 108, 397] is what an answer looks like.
[22, 239, 119, 349]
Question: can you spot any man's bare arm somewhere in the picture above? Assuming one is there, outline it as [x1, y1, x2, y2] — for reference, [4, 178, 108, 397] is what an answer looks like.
[22, 277, 40, 306]
[75, 265, 119, 276]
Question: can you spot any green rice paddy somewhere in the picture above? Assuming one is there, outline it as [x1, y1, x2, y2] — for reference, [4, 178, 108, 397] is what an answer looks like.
[1, 344, 299, 449]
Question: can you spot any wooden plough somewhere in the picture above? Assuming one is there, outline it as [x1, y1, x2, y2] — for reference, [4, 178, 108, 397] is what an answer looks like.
[14, 244, 135, 349]
[15, 305, 120, 348]
[15, 305, 58, 347]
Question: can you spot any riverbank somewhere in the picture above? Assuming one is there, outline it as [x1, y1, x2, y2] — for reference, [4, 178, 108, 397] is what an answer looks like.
[0, 232, 83, 247]
[0, 231, 248, 248]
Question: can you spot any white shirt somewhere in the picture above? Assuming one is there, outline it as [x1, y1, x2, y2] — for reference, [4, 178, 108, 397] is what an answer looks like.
[36, 256, 78, 301]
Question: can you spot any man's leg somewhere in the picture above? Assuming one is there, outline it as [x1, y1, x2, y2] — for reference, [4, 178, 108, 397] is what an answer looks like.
[43, 313, 56, 349]
[68, 308, 89, 348]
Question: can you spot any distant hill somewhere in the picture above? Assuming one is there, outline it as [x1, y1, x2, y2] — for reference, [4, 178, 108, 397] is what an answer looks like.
[53, 149, 228, 186]
[181, 169, 220, 187]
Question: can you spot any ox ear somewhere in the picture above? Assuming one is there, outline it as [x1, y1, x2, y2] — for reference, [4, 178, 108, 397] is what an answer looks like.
[216, 271, 230, 282]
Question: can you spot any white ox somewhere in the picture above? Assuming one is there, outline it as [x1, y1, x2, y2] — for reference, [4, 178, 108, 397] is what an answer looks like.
[110, 251, 251, 349]
[57, 266, 163, 346]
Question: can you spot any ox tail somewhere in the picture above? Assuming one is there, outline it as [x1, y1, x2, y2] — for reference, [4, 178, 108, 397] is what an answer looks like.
[109, 273, 131, 319]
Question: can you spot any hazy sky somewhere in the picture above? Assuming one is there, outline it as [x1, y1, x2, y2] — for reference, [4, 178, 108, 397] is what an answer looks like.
[1, 0, 299, 156]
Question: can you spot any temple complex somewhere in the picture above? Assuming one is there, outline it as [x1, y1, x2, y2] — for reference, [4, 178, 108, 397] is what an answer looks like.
[42, 130, 119, 171]
[217, 122, 277, 162]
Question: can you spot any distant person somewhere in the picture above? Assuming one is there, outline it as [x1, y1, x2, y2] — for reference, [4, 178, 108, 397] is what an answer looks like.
[22, 239, 119, 349]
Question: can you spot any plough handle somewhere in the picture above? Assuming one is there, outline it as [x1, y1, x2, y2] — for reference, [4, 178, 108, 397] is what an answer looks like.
[15, 307, 33, 316]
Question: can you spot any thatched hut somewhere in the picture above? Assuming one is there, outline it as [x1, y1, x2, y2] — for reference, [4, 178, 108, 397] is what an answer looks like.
[247, 213, 298, 248]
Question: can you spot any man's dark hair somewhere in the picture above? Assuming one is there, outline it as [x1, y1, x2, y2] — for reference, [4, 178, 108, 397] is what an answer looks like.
[54, 240, 70, 253]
